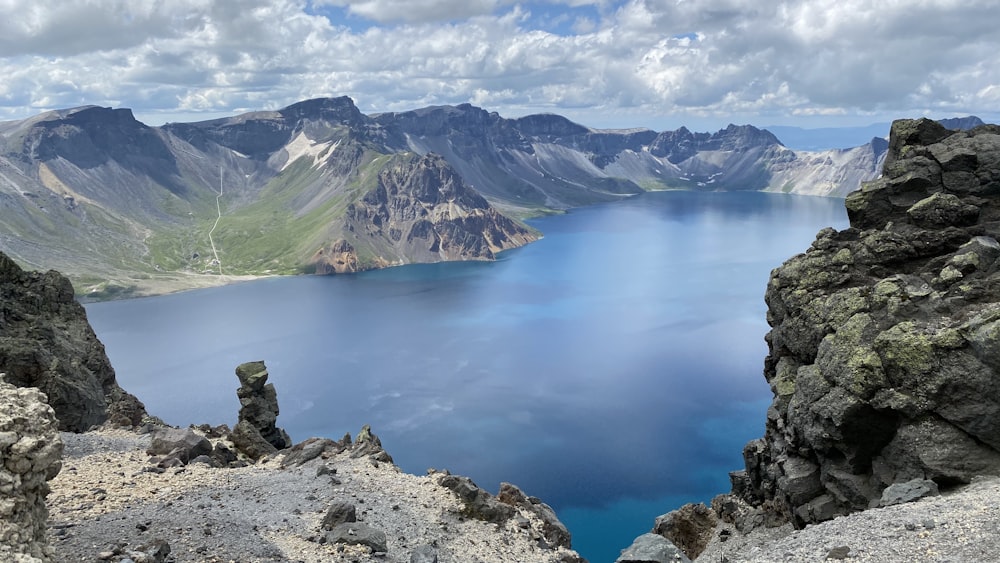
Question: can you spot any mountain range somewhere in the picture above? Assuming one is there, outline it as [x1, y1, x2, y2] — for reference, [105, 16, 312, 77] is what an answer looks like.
[0, 97, 983, 298]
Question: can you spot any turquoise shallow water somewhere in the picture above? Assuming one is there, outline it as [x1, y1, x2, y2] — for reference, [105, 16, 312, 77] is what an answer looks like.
[85, 191, 848, 562]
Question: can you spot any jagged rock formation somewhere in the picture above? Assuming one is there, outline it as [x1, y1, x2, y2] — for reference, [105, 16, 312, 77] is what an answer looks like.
[0, 252, 147, 431]
[651, 503, 717, 560]
[436, 474, 581, 560]
[316, 153, 537, 272]
[231, 361, 291, 460]
[739, 118, 1000, 526]
[0, 375, 63, 563]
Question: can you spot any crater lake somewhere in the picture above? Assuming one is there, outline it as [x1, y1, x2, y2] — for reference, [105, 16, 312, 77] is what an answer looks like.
[85, 190, 849, 562]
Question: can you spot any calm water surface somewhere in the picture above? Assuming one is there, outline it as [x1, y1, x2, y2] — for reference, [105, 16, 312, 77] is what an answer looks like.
[85, 191, 848, 562]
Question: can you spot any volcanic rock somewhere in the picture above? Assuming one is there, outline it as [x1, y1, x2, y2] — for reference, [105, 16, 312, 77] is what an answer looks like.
[0, 252, 147, 431]
[349, 424, 393, 463]
[320, 501, 358, 530]
[231, 361, 290, 460]
[324, 522, 388, 553]
[437, 474, 516, 524]
[740, 118, 1000, 526]
[879, 478, 940, 507]
[616, 533, 691, 563]
[0, 375, 63, 562]
[496, 482, 572, 549]
[652, 502, 717, 560]
[146, 427, 212, 465]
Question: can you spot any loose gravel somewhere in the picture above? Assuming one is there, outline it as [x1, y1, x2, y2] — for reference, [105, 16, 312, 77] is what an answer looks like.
[696, 477, 1000, 563]
[48, 428, 580, 563]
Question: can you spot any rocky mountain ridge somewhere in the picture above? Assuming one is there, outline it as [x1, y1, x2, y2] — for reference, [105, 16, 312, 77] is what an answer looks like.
[3, 97, 972, 298]
[0, 98, 538, 298]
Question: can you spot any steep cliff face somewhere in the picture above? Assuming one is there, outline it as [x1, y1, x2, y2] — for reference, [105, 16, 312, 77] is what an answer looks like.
[313, 153, 537, 273]
[0, 251, 147, 431]
[741, 118, 1000, 526]
[765, 137, 889, 197]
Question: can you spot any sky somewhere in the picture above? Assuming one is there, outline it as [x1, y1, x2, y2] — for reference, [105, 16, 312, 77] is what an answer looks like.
[1, 0, 998, 132]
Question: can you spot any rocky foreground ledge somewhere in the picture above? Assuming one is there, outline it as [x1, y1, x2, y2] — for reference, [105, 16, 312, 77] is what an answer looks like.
[0, 360, 583, 563]
[46, 426, 582, 563]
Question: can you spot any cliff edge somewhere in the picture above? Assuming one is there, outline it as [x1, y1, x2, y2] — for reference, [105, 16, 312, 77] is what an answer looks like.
[0, 252, 147, 431]
[742, 117, 1000, 525]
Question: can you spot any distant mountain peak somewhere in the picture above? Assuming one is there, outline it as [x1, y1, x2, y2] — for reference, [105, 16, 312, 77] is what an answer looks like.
[279, 96, 365, 124]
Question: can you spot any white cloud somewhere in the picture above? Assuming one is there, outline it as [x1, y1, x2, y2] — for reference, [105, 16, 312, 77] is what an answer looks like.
[314, 0, 511, 24]
[0, 0, 997, 128]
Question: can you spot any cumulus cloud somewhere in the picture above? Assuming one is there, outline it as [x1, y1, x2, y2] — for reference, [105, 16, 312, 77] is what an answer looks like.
[314, 0, 512, 23]
[0, 0, 997, 128]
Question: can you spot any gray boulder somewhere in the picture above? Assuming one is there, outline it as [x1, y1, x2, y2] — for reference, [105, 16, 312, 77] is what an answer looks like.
[281, 437, 344, 467]
[880, 478, 940, 507]
[320, 501, 357, 530]
[741, 119, 1000, 527]
[324, 522, 387, 553]
[146, 427, 212, 464]
[616, 533, 691, 563]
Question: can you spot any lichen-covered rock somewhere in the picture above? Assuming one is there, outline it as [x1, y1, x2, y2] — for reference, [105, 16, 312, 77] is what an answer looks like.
[437, 474, 515, 524]
[0, 252, 147, 432]
[349, 424, 393, 463]
[496, 482, 572, 549]
[742, 118, 1000, 527]
[231, 361, 290, 460]
[0, 375, 63, 562]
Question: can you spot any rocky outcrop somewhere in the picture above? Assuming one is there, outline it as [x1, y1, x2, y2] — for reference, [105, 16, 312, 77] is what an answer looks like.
[231, 361, 291, 460]
[312, 239, 368, 274]
[738, 118, 1000, 526]
[437, 474, 581, 560]
[0, 375, 63, 563]
[616, 533, 690, 563]
[651, 503, 717, 560]
[327, 153, 538, 271]
[0, 252, 147, 431]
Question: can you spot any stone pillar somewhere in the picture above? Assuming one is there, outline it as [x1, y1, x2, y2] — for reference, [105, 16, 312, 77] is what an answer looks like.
[231, 361, 291, 460]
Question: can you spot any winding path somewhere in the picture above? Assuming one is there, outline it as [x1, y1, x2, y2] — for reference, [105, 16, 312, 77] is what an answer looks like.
[207, 166, 224, 276]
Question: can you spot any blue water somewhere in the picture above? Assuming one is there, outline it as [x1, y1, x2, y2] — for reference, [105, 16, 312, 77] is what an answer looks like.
[84, 191, 848, 562]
